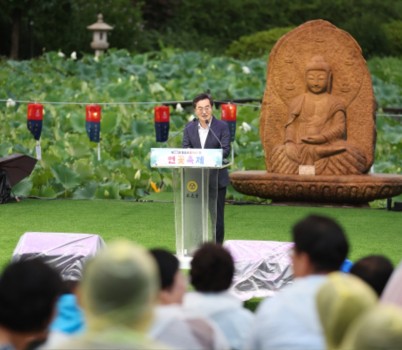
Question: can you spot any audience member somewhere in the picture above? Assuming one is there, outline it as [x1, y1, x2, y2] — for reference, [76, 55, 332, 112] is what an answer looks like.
[0, 258, 63, 350]
[52, 240, 168, 349]
[350, 254, 394, 296]
[340, 304, 402, 350]
[316, 272, 377, 350]
[381, 260, 402, 307]
[184, 242, 254, 350]
[248, 214, 349, 350]
[149, 248, 229, 350]
[43, 280, 85, 348]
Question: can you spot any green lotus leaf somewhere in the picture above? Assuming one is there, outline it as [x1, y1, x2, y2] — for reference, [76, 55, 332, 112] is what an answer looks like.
[95, 182, 121, 199]
[64, 136, 92, 158]
[73, 159, 95, 181]
[101, 111, 120, 134]
[135, 187, 147, 198]
[73, 181, 98, 199]
[12, 178, 33, 197]
[69, 112, 86, 133]
[50, 164, 82, 190]
[35, 185, 59, 198]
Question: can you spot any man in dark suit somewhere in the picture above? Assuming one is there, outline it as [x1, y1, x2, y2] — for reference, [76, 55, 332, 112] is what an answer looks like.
[182, 93, 231, 244]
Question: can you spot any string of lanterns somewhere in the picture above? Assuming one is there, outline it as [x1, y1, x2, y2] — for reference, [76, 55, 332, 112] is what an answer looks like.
[22, 101, 239, 161]
[16, 98, 402, 162]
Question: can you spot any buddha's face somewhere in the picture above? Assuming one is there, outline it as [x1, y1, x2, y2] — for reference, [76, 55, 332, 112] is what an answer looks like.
[306, 69, 329, 94]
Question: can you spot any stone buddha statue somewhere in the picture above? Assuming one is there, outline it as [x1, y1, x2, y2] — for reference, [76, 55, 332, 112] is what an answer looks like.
[230, 20, 402, 205]
[270, 55, 366, 175]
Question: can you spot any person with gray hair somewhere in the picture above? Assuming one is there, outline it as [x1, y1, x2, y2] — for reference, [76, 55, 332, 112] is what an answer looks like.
[52, 239, 169, 350]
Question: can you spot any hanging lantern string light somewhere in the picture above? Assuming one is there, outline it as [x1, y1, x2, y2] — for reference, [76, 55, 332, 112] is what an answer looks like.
[154, 105, 170, 142]
[27, 103, 44, 160]
[221, 103, 237, 142]
[1, 98, 262, 108]
[12, 98, 259, 163]
[85, 104, 102, 161]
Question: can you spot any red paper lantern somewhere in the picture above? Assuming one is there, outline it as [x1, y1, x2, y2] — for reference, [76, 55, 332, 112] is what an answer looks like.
[27, 103, 44, 141]
[154, 106, 170, 122]
[85, 105, 101, 143]
[154, 106, 170, 142]
[27, 103, 44, 121]
[86, 104, 102, 122]
[221, 103, 237, 142]
[221, 103, 237, 121]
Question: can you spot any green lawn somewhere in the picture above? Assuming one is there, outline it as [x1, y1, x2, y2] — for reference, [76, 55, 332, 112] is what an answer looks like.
[1, 195, 401, 269]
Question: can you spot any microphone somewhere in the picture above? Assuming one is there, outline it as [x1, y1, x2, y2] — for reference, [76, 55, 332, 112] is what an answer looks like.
[167, 117, 197, 147]
[205, 119, 223, 149]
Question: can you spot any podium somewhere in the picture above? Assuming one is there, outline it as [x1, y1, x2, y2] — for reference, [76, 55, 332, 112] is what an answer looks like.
[151, 148, 223, 260]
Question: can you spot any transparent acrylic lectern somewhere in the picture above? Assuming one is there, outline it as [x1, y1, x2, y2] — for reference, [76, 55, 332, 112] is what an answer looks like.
[150, 148, 223, 262]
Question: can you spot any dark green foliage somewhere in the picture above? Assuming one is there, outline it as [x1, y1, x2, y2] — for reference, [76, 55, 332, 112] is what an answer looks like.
[1, 0, 144, 59]
[368, 57, 402, 104]
[2, 0, 402, 58]
[382, 21, 402, 57]
[341, 13, 388, 58]
[225, 27, 295, 60]
[67, 0, 144, 53]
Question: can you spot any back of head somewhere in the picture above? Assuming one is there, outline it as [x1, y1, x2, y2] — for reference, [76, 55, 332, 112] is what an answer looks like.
[149, 248, 179, 291]
[292, 214, 349, 273]
[350, 255, 394, 296]
[81, 240, 158, 331]
[190, 242, 234, 292]
[340, 304, 402, 350]
[316, 272, 377, 350]
[0, 258, 63, 333]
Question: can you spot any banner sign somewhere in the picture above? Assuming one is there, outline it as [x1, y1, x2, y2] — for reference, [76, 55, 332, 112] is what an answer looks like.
[150, 148, 222, 168]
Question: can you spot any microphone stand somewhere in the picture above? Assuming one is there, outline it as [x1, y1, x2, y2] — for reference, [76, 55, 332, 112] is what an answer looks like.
[205, 119, 223, 149]
[205, 119, 233, 168]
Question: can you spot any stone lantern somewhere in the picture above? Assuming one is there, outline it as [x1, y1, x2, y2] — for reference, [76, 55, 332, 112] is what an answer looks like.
[87, 14, 113, 57]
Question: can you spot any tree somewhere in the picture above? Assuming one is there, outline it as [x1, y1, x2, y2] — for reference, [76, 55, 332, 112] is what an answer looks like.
[0, 0, 143, 59]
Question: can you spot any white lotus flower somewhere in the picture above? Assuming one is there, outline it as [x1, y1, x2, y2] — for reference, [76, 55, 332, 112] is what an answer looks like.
[70, 51, 77, 60]
[6, 98, 16, 108]
[240, 121, 252, 132]
[176, 103, 183, 112]
[242, 66, 251, 74]
[58, 50, 65, 58]
[227, 64, 235, 71]
[134, 169, 141, 180]
[188, 114, 196, 122]
[150, 82, 165, 94]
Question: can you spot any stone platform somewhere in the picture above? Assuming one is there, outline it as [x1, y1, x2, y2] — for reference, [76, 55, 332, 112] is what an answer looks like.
[230, 171, 402, 205]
